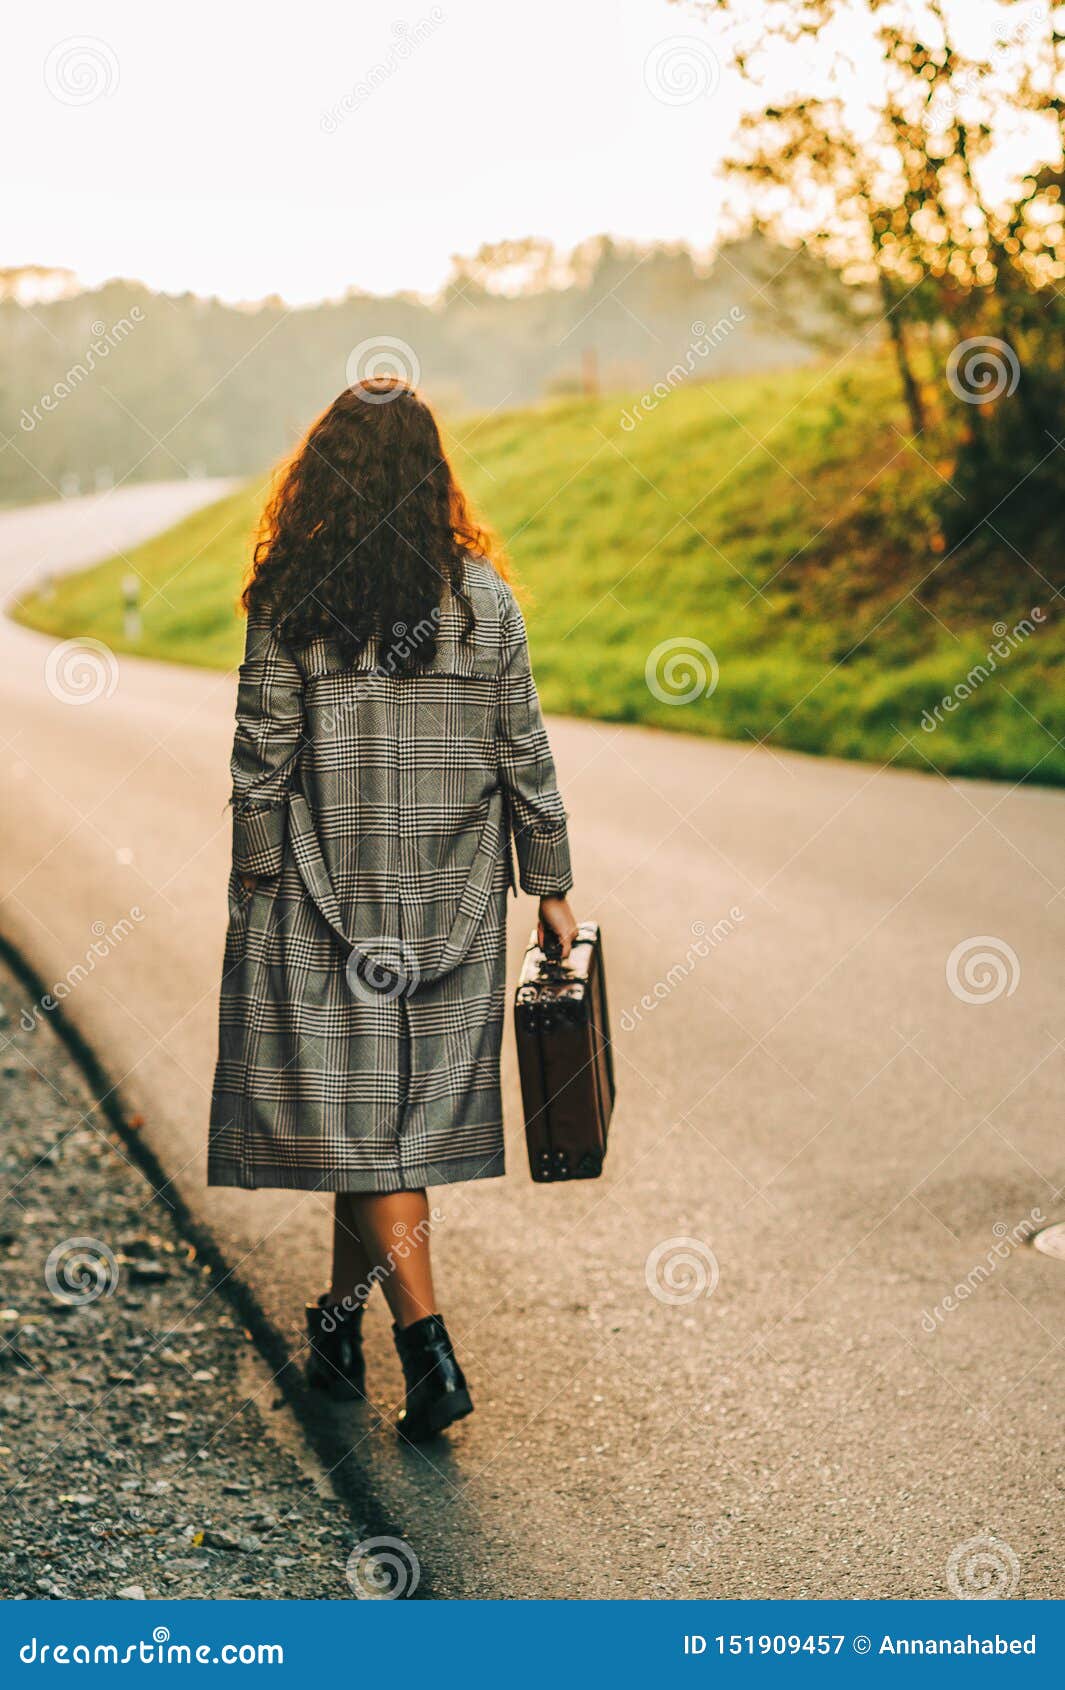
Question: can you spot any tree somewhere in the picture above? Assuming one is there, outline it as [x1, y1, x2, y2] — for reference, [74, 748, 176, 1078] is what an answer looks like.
[678, 0, 1065, 553]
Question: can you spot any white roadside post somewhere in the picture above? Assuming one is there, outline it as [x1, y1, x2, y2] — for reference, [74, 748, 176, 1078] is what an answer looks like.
[122, 574, 142, 642]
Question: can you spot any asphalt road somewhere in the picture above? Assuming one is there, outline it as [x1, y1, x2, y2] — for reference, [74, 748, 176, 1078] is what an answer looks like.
[1, 483, 1063, 1599]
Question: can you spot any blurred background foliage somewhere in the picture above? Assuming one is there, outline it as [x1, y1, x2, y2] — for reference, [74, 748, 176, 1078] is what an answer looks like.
[0, 233, 849, 507]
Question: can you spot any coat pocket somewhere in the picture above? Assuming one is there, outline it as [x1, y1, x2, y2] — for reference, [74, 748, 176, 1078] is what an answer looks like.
[227, 868, 257, 929]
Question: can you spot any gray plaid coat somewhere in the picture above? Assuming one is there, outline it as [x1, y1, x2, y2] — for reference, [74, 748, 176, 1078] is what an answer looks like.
[208, 559, 571, 1193]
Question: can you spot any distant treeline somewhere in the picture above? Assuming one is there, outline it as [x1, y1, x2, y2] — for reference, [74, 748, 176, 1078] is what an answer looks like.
[0, 234, 861, 504]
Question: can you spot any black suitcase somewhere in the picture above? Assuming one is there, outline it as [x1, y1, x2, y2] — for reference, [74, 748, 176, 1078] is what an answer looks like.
[514, 921, 615, 1181]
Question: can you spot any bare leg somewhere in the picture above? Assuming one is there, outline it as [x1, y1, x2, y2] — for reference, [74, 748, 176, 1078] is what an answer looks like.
[328, 1193, 375, 1306]
[347, 1189, 437, 1329]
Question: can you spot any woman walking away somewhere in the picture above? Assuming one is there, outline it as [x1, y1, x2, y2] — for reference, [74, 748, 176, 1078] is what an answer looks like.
[208, 378, 577, 1442]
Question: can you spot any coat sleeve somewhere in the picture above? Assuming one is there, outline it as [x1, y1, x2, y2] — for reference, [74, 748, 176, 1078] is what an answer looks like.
[229, 606, 305, 876]
[496, 584, 572, 896]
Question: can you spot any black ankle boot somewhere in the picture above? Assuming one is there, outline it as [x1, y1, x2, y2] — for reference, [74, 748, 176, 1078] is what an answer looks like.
[393, 1313, 472, 1441]
[305, 1295, 366, 1399]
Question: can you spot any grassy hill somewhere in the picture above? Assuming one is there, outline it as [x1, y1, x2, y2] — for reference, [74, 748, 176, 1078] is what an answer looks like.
[14, 354, 1064, 785]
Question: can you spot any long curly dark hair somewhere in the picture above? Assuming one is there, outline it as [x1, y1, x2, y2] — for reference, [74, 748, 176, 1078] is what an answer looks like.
[243, 379, 505, 670]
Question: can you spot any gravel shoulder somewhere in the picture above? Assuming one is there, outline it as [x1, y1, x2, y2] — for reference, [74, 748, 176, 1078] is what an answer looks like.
[0, 953, 361, 1601]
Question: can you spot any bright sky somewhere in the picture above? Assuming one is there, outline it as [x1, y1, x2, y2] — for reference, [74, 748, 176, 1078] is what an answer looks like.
[3, 0, 758, 304]
[4, 0, 1047, 305]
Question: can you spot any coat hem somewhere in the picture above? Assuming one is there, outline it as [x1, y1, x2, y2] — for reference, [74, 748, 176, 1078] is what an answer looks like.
[206, 1147, 505, 1194]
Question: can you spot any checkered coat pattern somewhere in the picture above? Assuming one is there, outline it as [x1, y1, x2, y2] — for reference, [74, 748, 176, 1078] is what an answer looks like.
[208, 559, 571, 1192]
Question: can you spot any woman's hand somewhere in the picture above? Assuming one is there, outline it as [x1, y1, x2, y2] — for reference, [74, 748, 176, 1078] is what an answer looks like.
[239, 872, 260, 895]
[537, 895, 579, 960]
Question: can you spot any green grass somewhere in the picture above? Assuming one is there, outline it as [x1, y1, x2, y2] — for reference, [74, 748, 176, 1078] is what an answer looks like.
[14, 355, 1065, 784]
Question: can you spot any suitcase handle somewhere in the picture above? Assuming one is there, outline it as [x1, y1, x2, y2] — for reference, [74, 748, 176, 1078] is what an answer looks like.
[542, 928, 564, 963]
